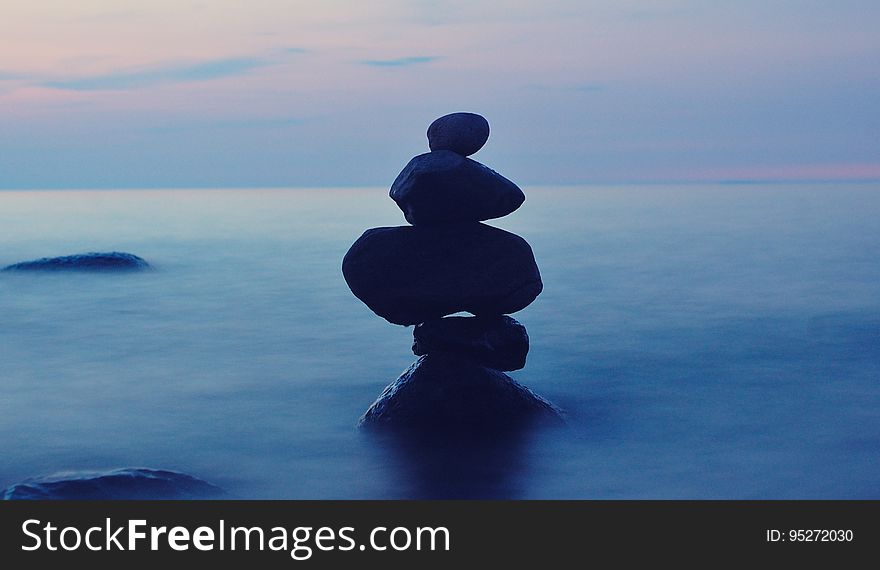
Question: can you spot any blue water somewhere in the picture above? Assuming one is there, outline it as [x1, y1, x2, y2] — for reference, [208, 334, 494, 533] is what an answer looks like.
[0, 185, 878, 498]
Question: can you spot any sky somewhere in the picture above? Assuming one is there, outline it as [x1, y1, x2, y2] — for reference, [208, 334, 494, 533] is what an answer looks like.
[0, 0, 878, 188]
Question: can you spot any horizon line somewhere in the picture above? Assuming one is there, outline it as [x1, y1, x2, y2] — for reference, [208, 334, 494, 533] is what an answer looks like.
[1, 178, 879, 192]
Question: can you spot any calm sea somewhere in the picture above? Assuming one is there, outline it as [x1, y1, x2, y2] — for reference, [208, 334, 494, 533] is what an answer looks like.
[1, 184, 878, 498]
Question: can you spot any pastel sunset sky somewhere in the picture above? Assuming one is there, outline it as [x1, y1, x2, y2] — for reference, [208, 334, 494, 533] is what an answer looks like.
[1, 0, 877, 188]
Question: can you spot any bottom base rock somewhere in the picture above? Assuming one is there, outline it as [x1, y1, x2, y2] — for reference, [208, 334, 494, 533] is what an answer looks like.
[359, 352, 562, 431]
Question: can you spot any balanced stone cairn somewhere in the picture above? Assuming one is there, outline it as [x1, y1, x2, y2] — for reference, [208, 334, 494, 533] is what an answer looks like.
[343, 112, 562, 431]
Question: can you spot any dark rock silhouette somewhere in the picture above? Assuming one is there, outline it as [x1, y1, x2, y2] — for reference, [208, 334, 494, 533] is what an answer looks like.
[1, 468, 222, 500]
[342, 223, 542, 325]
[3, 251, 150, 272]
[413, 315, 529, 371]
[343, 112, 560, 431]
[390, 151, 524, 224]
[427, 112, 490, 156]
[359, 353, 561, 430]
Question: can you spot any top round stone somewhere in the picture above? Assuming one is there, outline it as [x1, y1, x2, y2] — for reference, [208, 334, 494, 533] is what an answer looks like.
[427, 112, 490, 156]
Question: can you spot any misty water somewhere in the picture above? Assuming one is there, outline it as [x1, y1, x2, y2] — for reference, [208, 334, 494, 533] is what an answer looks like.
[1, 185, 878, 499]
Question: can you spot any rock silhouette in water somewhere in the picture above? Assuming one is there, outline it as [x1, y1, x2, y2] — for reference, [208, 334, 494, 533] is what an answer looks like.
[390, 151, 525, 224]
[1, 468, 222, 500]
[3, 252, 150, 272]
[359, 353, 560, 430]
[413, 315, 529, 372]
[343, 223, 542, 325]
[343, 112, 561, 429]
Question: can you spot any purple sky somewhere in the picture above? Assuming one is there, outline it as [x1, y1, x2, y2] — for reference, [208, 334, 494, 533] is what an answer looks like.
[1, 0, 878, 188]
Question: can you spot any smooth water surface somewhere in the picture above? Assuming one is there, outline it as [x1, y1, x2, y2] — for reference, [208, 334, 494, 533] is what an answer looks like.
[1, 185, 878, 498]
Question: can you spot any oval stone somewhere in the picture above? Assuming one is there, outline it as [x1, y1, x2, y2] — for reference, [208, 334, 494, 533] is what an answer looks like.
[413, 315, 529, 371]
[390, 151, 525, 225]
[342, 223, 542, 326]
[427, 112, 490, 156]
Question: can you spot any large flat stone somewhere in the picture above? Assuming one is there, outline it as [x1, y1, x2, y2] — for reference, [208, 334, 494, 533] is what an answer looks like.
[342, 223, 543, 325]
[3, 252, 150, 272]
[2, 468, 222, 500]
[390, 151, 525, 225]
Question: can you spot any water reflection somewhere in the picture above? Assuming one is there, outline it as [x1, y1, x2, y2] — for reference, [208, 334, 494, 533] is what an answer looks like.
[366, 423, 554, 499]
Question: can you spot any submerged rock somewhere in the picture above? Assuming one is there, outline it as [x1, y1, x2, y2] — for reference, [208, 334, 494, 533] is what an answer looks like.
[390, 151, 525, 225]
[413, 315, 529, 371]
[342, 223, 543, 325]
[359, 353, 562, 430]
[427, 112, 490, 157]
[1, 468, 222, 500]
[3, 252, 150, 272]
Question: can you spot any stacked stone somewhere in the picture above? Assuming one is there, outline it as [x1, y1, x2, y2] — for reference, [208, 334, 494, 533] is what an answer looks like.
[343, 113, 560, 431]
